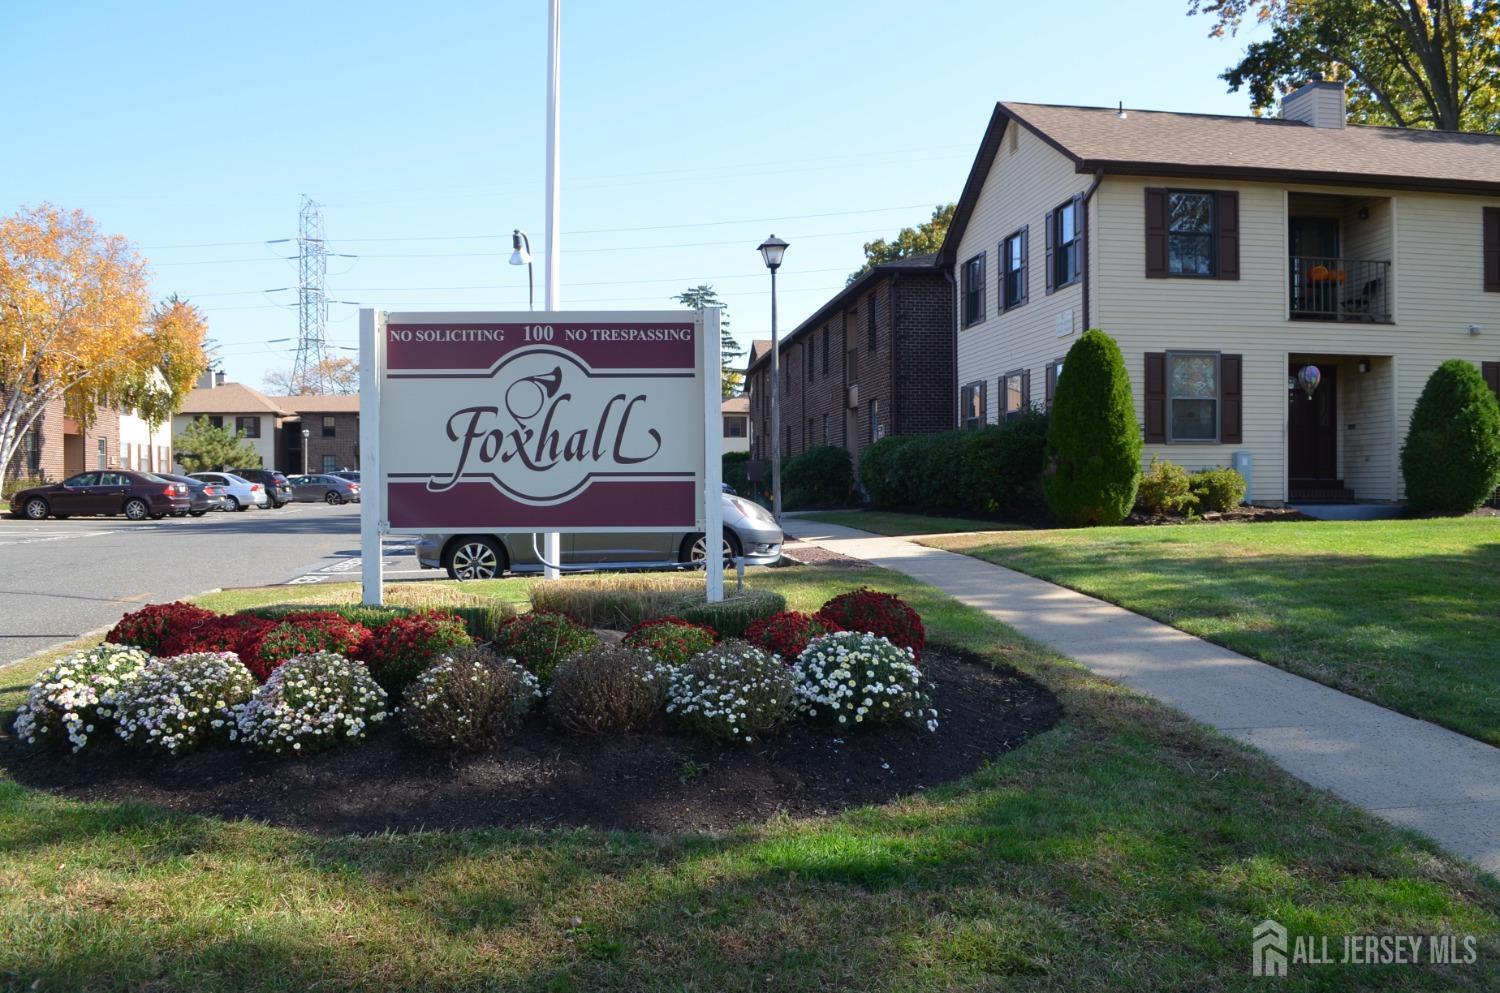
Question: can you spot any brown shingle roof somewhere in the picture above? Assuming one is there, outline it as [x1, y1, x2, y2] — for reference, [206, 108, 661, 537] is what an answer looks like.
[942, 100, 1500, 265]
[273, 394, 361, 414]
[1003, 101, 1500, 192]
[720, 396, 749, 414]
[178, 382, 289, 416]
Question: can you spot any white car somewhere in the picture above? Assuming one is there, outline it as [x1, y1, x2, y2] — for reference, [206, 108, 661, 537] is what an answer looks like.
[189, 472, 270, 511]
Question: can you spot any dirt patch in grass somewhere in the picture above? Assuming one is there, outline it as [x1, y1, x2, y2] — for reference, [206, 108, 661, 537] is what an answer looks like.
[1, 645, 1059, 835]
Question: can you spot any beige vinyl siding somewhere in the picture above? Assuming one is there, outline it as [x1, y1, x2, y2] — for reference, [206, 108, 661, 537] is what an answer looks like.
[1339, 355, 1396, 499]
[1096, 175, 1500, 502]
[953, 124, 1095, 425]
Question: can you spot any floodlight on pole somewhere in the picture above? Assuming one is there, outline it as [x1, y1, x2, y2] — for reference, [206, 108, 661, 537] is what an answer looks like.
[510, 229, 534, 311]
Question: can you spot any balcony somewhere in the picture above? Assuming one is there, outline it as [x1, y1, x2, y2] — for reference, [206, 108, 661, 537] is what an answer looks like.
[1289, 256, 1392, 323]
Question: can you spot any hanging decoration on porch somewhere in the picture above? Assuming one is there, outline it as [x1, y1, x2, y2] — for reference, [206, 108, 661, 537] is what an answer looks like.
[1297, 364, 1322, 398]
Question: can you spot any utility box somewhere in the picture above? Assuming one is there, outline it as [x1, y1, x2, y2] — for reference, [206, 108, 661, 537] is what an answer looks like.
[1232, 451, 1253, 505]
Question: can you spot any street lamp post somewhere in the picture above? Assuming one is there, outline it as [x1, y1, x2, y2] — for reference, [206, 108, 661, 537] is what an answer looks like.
[509, 230, 534, 310]
[757, 235, 788, 522]
[301, 428, 310, 475]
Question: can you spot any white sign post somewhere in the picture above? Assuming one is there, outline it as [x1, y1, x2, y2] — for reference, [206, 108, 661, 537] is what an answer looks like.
[359, 307, 723, 606]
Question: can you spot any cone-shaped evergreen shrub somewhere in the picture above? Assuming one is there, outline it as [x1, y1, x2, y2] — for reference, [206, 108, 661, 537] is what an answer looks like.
[1400, 359, 1500, 514]
[1042, 329, 1141, 526]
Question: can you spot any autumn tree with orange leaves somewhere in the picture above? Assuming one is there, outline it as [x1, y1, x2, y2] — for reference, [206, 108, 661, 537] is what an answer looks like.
[0, 204, 208, 479]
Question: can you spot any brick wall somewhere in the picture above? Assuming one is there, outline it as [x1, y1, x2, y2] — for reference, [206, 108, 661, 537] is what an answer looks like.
[299, 412, 360, 474]
[2, 395, 66, 483]
[746, 266, 954, 481]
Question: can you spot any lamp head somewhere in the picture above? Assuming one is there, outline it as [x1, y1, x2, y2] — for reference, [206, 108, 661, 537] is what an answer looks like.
[757, 234, 788, 271]
[509, 229, 532, 266]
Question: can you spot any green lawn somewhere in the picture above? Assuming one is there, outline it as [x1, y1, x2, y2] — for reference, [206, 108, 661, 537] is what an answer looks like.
[2, 566, 1499, 990]
[913, 516, 1500, 746]
[801, 510, 1029, 536]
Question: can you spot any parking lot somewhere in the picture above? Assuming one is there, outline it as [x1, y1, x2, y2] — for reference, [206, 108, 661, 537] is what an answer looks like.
[0, 503, 421, 667]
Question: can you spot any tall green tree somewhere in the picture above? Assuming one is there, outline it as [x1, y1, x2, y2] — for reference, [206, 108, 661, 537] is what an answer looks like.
[1191, 0, 1500, 131]
[674, 284, 742, 397]
[173, 416, 262, 472]
[847, 204, 956, 285]
[1400, 359, 1500, 513]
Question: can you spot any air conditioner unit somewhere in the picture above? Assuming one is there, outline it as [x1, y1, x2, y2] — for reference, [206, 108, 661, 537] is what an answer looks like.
[846, 385, 859, 409]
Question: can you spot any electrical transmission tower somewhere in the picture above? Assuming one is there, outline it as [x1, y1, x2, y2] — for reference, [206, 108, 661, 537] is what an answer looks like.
[291, 195, 329, 394]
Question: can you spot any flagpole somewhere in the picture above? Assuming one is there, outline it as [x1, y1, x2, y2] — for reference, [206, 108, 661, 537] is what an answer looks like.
[542, 0, 562, 580]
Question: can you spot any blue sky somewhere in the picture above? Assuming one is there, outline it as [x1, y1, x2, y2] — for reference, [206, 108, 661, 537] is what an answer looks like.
[4, 1, 1266, 389]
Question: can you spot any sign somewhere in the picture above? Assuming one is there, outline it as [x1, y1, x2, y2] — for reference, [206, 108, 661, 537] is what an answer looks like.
[358, 309, 723, 604]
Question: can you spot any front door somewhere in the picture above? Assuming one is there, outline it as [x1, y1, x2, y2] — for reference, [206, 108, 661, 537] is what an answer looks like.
[1289, 363, 1338, 483]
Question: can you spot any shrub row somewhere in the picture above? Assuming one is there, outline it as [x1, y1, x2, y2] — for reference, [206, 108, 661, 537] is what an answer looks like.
[1135, 457, 1247, 516]
[859, 411, 1048, 515]
[527, 575, 785, 638]
[781, 445, 854, 509]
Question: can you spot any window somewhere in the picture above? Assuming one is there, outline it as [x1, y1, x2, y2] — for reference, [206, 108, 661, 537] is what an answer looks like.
[1002, 228, 1028, 310]
[806, 342, 814, 383]
[845, 348, 860, 385]
[64, 472, 97, 488]
[784, 361, 791, 395]
[868, 398, 880, 443]
[1045, 359, 1065, 409]
[23, 428, 40, 472]
[208, 415, 224, 429]
[1000, 369, 1029, 419]
[961, 254, 986, 327]
[236, 415, 260, 438]
[821, 412, 829, 444]
[322, 454, 337, 473]
[960, 381, 986, 429]
[821, 325, 830, 375]
[1167, 352, 1219, 441]
[322, 415, 336, 438]
[723, 415, 746, 438]
[96, 437, 107, 469]
[867, 291, 878, 351]
[1167, 192, 1215, 276]
[1048, 198, 1081, 290]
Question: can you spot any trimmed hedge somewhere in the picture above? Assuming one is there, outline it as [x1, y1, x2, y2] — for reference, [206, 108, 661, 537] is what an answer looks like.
[857, 412, 1048, 516]
[722, 450, 752, 498]
[1043, 329, 1141, 526]
[1400, 359, 1500, 514]
[781, 445, 853, 509]
[671, 589, 787, 639]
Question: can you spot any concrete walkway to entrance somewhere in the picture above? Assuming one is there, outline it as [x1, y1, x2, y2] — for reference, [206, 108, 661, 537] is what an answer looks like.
[783, 518, 1500, 876]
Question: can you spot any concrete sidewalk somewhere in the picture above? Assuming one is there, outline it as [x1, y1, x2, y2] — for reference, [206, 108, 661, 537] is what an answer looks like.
[783, 518, 1500, 876]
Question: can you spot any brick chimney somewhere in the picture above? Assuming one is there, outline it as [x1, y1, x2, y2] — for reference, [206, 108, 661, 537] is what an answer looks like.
[196, 369, 215, 389]
[1283, 79, 1346, 129]
[215, 370, 226, 387]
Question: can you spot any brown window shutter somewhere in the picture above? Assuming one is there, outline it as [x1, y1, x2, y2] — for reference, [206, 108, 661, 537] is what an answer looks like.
[1045, 362, 1057, 407]
[1485, 208, 1500, 292]
[1483, 361, 1500, 400]
[1145, 188, 1168, 278]
[1044, 209, 1056, 294]
[1220, 353, 1243, 443]
[1144, 352, 1166, 442]
[1019, 224, 1030, 305]
[1216, 191, 1240, 280]
[1021, 369, 1031, 409]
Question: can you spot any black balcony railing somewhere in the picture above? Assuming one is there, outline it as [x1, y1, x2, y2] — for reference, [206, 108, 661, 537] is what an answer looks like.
[1289, 256, 1392, 323]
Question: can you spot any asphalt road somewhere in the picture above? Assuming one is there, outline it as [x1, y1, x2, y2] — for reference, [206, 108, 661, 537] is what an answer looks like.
[0, 502, 422, 667]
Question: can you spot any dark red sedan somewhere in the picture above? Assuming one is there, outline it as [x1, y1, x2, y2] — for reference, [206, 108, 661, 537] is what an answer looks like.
[8, 471, 192, 521]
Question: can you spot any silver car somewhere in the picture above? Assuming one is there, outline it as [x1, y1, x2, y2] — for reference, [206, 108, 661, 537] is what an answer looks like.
[189, 471, 269, 511]
[414, 493, 783, 580]
[286, 473, 362, 504]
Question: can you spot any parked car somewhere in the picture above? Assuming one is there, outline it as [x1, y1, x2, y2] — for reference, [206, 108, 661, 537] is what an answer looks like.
[156, 473, 227, 516]
[232, 468, 293, 508]
[331, 470, 360, 483]
[8, 471, 191, 521]
[286, 473, 361, 504]
[414, 493, 783, 580]
[188, 471, 269, 511]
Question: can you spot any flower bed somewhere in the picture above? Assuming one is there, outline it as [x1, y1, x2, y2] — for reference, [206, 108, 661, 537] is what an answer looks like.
[817, 588, 926, 658]
[12, 644, 153, 752]
[112, 652, 257, 755]
[365, 611, 473, 696]
[621, 616, 717, 665]
[235, 651, 389, 756]
[745, 610, 842, 660]
[792, 631, 937, 731]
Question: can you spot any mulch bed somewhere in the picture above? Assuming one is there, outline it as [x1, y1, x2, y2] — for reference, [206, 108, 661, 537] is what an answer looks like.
[779, 538, 870, 568]
[1, 645, 1061, 836]
[1126, 505, 1310, 525]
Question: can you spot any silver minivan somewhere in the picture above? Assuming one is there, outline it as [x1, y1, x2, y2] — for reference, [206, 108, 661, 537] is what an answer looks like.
[414, 493, 783, 580]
